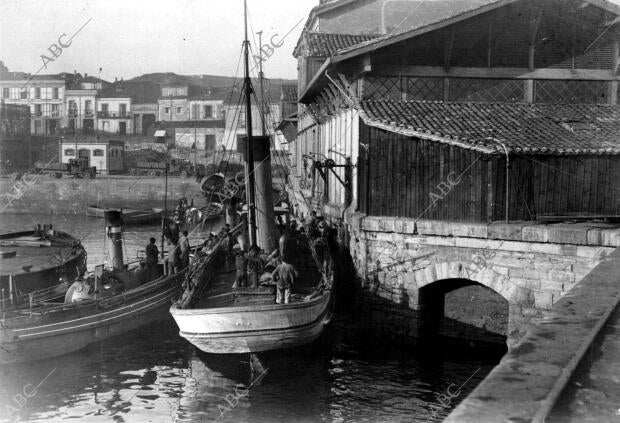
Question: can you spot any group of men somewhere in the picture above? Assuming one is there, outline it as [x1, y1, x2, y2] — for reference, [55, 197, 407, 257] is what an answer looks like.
[144, 229, 191, 277]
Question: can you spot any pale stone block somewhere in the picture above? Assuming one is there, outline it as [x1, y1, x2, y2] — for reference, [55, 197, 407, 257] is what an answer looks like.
[534, 291, 554, 309]
[512, 278, 541, 291]
[522, 225, 549, 243]
[586, 228, 602, 246]
[548, 225, 588, 245]
[488, 222, 527, 241]
[548, 270, 575, 284]
[601, 229, 620, 247]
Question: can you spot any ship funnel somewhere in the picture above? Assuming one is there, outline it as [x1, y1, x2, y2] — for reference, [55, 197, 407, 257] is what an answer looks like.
[238, 135, 278, 253]
[105, 210, 124, 270]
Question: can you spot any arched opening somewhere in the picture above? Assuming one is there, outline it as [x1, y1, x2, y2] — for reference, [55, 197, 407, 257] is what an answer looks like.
[419, 278, 509, 348]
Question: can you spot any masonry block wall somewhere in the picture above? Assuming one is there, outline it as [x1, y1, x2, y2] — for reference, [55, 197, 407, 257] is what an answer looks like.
[344, 213, 617, 348]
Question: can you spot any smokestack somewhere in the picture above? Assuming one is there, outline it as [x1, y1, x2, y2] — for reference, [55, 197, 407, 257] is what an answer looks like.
[238, 135, 277, 253]
[105, 210, 124, 270]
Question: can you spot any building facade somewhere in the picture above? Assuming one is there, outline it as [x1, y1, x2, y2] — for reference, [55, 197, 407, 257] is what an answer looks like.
[64, 89, 97, 134]
[0, 103, 32, 171]
[59, 139, 124, 174]
[292, 0, 620, 220]
[0, 78, 65, 135]
[96, 96, 132, 135]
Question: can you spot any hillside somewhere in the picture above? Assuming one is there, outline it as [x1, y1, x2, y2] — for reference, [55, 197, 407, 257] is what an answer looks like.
[129, 73, 296, 103]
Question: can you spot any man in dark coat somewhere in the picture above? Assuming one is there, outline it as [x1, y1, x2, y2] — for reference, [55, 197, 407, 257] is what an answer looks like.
[145, 237, 160, 279]
[272, 260, 297, 304]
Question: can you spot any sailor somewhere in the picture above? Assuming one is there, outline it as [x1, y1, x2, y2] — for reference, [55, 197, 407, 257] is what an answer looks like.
[272, 258, 297, 304]
[233, 245, 248, 288]
[167, 241, 181, 275]
[247, 245, 263, 289]
[179, 230, 190, 267]
[145, 237, 159, 279]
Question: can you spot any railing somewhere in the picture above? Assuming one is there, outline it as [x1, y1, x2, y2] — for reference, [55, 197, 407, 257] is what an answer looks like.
[97, 111, 131, 118]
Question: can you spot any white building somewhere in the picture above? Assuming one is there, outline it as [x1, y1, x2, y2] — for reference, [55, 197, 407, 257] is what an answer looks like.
[96, 96, 132, 135]
[0, 78, 65, 135]
[59, 139, 124, 174]
[64, 89, 97, 134]
[223, 103, 287, 151]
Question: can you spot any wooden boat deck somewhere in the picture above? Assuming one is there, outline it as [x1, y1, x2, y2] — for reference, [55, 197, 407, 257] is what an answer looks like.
[197, 259, 322, 310]
[0, 236, 81, 276]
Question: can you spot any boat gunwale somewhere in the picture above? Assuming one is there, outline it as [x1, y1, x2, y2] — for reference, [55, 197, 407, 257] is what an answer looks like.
[170, 288, 331, 315]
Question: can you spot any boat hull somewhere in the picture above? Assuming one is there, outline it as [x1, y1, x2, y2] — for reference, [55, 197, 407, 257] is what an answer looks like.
[86, 205, 162, 224]
[0, 230, 86, 295]
[0, 271, 184, 364]
[170, 291, 332, 354]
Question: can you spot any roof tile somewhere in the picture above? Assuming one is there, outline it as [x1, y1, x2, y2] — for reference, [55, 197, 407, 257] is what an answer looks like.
[359, 99, 620, 155]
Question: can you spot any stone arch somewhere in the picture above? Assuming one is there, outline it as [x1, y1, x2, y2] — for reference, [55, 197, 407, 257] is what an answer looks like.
[412, 261, 533, 306]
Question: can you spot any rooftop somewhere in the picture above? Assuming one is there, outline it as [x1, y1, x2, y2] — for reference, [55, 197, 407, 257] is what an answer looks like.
[294, 32, 381, 58]
[359, 99, 620, 155]
[281, 84, 298, 102]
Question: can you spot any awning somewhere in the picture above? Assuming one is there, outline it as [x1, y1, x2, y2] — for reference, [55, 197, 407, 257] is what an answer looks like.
[154, 130, 167, 137]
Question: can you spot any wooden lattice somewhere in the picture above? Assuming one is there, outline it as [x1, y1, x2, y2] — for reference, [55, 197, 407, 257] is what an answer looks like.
[449, 78, 524, 103]
[406, 77, 443, 101]
[534, 80, 609, 104]
[363, 76, 401, 100]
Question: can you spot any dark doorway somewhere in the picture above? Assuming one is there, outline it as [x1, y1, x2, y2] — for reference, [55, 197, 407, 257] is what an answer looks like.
[78, 149, 90, 166]
[142, 114, 156, 136]
[119, 121, 127, 135]
[83, 119, 94, 134]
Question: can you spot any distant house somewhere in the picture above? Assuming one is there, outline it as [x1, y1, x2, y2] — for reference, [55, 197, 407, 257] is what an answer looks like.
[0, 103, 32, 170]
[96, 83, 132, 135]
[276, 84, 298, 143]
[64, 89, 97, 134]
[0, 77, 65, 135]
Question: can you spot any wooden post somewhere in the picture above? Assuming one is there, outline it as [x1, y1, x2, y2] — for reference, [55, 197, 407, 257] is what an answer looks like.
[610, 41, 619, 105]
[525, 80, 535, 103]
[443, 78, 450, 101]
[487, 157, 494, 223]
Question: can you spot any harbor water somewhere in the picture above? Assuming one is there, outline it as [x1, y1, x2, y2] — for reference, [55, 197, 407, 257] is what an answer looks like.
[0, 213, 505, 423]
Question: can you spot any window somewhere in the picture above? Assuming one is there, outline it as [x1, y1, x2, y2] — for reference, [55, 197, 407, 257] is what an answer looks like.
[34, 104, 42, 116]
[164, 107, 171, 114]
[176, 107, 183, 114]
[52, 87, 59, 99]
[2, 88, 8, 99]
[205, 134, 216, 151]
[203, 105, 213, 119]
[20, 89, 27, 99]
[35, 87, 41, 99]
[101, 104, 109, 116]
[119, 104, 127, 116]
[64, 149, 75, 156]
[51, 104, 59, 116]
[93, 149, 104, 156]
[192, 104, 200, 119]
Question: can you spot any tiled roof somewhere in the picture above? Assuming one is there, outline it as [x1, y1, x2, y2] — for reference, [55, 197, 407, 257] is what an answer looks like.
[295, 32, 382, 58]
[281, 84, 298, 102]
[359, 100, 620, 155]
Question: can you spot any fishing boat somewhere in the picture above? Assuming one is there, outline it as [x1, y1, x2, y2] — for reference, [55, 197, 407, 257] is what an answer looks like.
[0, 211, 187, 364]
[170, 1, 334, 355]
[0, 228, 86, 305]
[86, 205, 163, 225]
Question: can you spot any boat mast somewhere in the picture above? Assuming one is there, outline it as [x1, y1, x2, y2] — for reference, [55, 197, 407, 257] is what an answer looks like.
[243, 0, 258, 248]
[257, 30, 266, 136]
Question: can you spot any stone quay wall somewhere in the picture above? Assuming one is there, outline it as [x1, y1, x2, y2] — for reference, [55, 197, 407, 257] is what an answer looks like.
[341, 213, 618, 347]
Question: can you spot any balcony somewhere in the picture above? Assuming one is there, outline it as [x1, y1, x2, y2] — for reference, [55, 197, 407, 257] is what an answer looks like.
[97, 111, 131, 119]
[84, 109, 94, 118]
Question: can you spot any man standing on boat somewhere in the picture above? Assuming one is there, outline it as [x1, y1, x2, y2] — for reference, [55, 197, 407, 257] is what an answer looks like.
[179, 230, 190, 268]
[145, 237, 159, 279]
[272, 259, 297, 304]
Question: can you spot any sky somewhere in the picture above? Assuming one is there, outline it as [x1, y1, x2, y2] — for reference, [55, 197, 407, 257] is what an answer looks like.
[2, 0, 620, 82]
[0, 0, 317, 81]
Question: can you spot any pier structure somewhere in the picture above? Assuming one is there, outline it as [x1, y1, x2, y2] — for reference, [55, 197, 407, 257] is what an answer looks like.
[285, 0, 620, 419]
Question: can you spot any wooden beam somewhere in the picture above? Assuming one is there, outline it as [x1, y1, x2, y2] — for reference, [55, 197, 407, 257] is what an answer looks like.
[528, 8, 543, 71]
[524, 79, 534, 103]
[444, 30, 455, 72]
[487, 20, 493, 68]
[373, 65, 620, 81]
